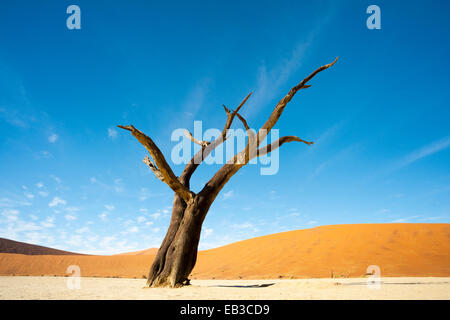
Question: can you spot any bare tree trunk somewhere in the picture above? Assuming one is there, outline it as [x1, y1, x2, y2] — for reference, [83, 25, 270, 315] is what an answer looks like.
[146, 194, 211, 288]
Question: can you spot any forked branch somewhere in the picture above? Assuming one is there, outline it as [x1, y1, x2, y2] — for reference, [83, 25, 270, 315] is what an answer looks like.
[117, 125, 194, 203]
[184, 130, 210, 148]
[256, 57, 338, 147]
[143, 155, 165, 182]
[179, 92, 253, 183]
[202, 57, 338, 198]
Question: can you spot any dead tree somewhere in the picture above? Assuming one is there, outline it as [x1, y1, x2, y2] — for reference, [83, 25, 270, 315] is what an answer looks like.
[118, 57, 338, 287]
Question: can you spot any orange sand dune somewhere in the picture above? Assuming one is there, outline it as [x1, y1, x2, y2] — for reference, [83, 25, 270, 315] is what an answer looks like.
[0, 224, 449, 279]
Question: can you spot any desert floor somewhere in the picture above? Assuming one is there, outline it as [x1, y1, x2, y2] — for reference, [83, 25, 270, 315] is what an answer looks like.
[0, 276, 449, 300]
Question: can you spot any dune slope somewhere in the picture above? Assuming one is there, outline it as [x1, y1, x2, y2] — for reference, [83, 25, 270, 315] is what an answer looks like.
[0, 238, 82, 256]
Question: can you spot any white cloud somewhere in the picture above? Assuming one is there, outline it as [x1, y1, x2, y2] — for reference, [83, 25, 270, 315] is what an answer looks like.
[64, 206, 79, 213]
[244, 43, 310, 116]
[108, 128, 118, 139]
[390, 136, 450, 173]
[38, 191, 49, 197]
[203, 228, 213, 238]
[76, 227, 89, 234]
[65, 214, 77, 221]
[48, 133, 58, 143]
[0, 197, 31, 208]
[24, 232, 55, 246]
[114, 179, 124, 193]
[234, 222, 253, 229]
[223, 190, 233, 200]
[50, 175, 61, 183]
[36, 150, 52, 159]
[99, 212, 108, 221]
[87, 235, 99, 242]
[150, 213, 161, 219]
[105, 204, 115, 211]
[66, 235, 83, 247]
[128, 226, 139, 233]
[36, 182, 44, 188]
[100, 236, 116, 247]
[177, 78, 211, 127]
[137, 216, 146, 223]
[2, 209, 20, 216]
[40, 216, 55, 228]
[4, 215, 18, 222]
[419, 216, 448, 221]
[90, 177, 97, 183]
[269, 190, 279, 200]
[24, 192, 34, 199]
[48, 197, 66, 207]
[139, 188, 150, 201]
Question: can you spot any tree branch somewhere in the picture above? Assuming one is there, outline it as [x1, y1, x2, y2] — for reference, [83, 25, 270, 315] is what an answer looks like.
[179, 92, 253, 184]
[118, 125, 194, 203]
[184, 130, 210, 148]
[143, 155, 165, 182]
[256, 57, 338, 147]
[235, 112, 250, 131]
[201, 57, 338, 198]
[255, 136, 313, 158]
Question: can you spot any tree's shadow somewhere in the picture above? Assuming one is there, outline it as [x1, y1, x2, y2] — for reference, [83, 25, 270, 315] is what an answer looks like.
[210, 283, 276, 288]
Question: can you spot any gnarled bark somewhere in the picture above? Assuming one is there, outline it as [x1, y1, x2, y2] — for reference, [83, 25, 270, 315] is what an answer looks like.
[119, 57, 337, 287]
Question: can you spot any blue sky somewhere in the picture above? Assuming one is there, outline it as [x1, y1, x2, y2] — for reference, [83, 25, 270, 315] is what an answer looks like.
[0, 1, 449, 254]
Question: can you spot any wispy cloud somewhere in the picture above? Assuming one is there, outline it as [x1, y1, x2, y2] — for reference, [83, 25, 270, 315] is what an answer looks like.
[65, 214, 77, 221]
[50, 175, 61, 184]
[222, 190, 233, 200]
[40, 216, 55, 228]
[104, 204, 115, 211]
[310, 143, 360, 179]
[312, 121, 346, 150]
[150, 213, 161, 219]
[99, 212, 108, 221]
[245, 42, 310, 116]
[108, 128, 118, 139]
[0, 197, 31, 208]
[386, 136, 450, 175]
[127, 226, 139, 233]
[0, 107, 29, 128]
[1, 209, 20, 218]
[400, 136, 450, 168]
[24, 192, 34, 199]
[180, 78, 211, 124]
[391, 216, 420, 223]
[48, 196, 66, 207]
[76, 226, 90, 234]
[203, 227, 213, 238]
[48, 133, 58, 143]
